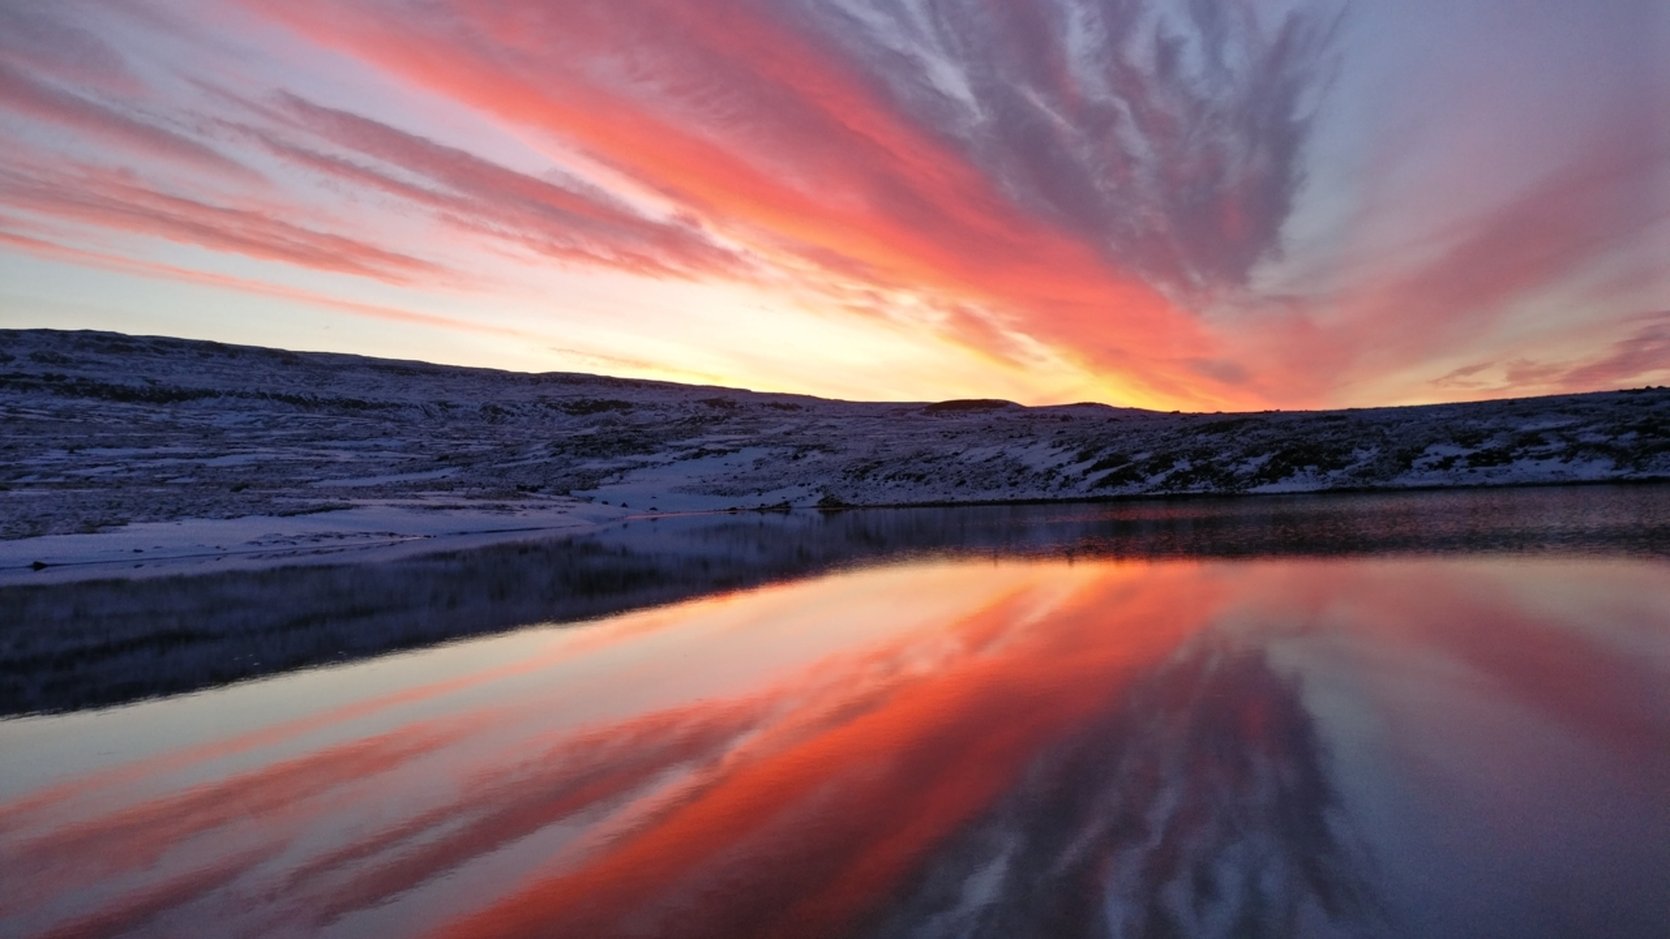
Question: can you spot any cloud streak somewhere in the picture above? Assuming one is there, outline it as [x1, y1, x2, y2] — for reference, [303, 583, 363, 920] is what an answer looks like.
[0, 162, 446, 284]
[0, 0, 1661, 406]
[0, 60, 252, 180]
[243, 93, 751, 279]
[234, 0, 1356, 404]
[1433, 311, 1670, 398]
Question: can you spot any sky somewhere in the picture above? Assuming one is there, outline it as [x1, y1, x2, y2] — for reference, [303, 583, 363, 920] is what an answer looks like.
[0, 0, 1665, 410]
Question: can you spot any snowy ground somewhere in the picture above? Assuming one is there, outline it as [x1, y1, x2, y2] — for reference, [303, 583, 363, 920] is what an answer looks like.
[2, 328, 1666, 584]
[0, 502, 623, 585]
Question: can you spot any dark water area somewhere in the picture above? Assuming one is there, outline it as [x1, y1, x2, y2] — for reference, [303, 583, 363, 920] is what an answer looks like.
[1, 486, 1667, 937]
[3, 484, 1668, 714]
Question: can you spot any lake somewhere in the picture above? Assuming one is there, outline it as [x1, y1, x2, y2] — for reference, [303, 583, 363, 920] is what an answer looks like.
[1, 486, 1667, 938]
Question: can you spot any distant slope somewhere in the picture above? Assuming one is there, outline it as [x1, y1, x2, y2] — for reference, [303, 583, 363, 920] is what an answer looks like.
[2, 328, 1667, 543]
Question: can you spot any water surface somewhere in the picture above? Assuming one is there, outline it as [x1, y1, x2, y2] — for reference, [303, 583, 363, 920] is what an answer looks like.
[6, 484, 1667, 714]
[1, 491, 1667, 937]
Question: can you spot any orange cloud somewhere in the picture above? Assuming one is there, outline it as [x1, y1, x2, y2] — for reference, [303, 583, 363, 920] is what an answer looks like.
[227, 94, 753, 280]
[3, 0, 1653, 407]
[246, 0, 1252, 407]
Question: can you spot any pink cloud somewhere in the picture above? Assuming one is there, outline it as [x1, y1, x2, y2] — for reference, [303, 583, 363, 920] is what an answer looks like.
[0, 0, 1656, 408]
[1429, 311, 1670, 398]
[243, 0, 1323, 406]
[0, 60, 254, 180]
[248, 94, 750, 279]
[0, 161, 446, 284]
[0, 223, 523, 339]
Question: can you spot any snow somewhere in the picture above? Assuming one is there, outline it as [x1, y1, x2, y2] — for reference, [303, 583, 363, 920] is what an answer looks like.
[1, 328, 1666, 584]
[309, 467, 459, 488]
[0, 501, 623, 585]
[584, 446, 777, 513]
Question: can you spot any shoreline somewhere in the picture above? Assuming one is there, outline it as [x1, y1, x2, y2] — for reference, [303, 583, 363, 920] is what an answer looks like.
[4, 481, 1667, 715]
[5, 477, 1666, 586]
[4, 331, 1665, 584]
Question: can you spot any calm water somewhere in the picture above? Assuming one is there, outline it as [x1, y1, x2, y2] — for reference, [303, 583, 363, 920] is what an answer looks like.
[1, 490, 1667, 938]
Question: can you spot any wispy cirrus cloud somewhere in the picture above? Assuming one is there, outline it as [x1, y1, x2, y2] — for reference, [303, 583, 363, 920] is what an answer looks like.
[0, 60, 253, 181]
[240, 0, 1347, 405]
[237, 94, 751, 280]
[1237, 127, 1670, 404]
[0, 0, 1661, 406]
[1433, 311, 1670, 398]
[797, 0, 1340, 298]
[0, 162, 446, 284]
[0, 226, 528, 339]
[0, 2, 144, 95]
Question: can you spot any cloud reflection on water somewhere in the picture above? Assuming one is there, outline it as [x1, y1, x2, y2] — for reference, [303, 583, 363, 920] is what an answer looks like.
[0, 556, 1665, 938]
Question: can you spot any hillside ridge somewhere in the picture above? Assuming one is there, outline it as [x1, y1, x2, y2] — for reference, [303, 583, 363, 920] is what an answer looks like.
[3, 328, 1665, 578]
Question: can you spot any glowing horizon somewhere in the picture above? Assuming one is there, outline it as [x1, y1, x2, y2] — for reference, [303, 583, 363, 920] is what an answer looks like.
[0, 1, 1665, 410]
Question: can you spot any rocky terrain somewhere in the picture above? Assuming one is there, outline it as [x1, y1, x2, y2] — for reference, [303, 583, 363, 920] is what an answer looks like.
[1, 328, 1666, 580]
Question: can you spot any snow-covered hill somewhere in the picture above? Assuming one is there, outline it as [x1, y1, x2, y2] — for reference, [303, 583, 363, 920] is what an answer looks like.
[2, 328, 1666, 578]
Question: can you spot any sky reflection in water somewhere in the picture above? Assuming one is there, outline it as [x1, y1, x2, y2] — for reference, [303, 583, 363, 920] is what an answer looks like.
[1, 555, 1666, 938]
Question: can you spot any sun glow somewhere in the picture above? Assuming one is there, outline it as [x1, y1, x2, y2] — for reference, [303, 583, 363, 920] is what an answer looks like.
[0, 0, 1662, 405]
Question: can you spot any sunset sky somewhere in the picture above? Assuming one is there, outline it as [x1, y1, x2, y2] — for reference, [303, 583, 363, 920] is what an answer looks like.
[0, 0, 1664, 410]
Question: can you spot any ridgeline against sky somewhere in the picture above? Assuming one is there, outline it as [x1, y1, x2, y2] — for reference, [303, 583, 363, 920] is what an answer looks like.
[0, 1, 1664, 409]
